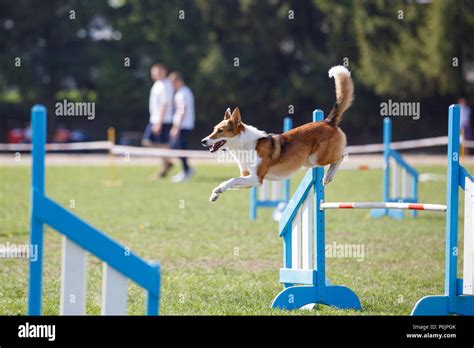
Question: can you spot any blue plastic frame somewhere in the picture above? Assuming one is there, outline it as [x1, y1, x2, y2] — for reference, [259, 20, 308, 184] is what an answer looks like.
[250, 117, 292, 220]
[411, 104, 474, 315]
[371, 117, 420, 219]
[28, 105, 161, 315]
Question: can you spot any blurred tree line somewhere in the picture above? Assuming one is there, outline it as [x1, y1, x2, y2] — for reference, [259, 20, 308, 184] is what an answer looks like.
[1, 0, 473, 146]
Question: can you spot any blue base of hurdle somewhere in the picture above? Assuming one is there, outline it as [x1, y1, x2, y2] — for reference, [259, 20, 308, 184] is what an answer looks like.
[272, 284, 362, 311]
[412, 294, 474, 316]
[28, 105, 161, 315]
[272, 105, 473, 315]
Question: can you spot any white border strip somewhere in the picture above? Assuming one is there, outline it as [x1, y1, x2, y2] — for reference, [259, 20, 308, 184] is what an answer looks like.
[463, 176, 474, 295]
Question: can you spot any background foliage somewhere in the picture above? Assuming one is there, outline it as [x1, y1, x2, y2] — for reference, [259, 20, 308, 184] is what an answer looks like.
[1, 0, 473, 145]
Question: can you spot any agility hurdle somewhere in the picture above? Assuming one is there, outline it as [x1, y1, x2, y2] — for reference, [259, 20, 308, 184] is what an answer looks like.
[28, 105, 161, 315]
[411, 105, 474, 315]
[272, 105, 474, 315]
[371, 117, 419, 219]
[250, 117, 292, 221]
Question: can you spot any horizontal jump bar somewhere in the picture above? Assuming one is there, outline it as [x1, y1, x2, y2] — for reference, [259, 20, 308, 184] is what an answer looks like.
[320, 202, 447, 212]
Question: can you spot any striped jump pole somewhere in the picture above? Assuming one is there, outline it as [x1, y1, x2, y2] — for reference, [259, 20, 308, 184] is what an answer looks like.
[28, 105, 161, 315]
[371, 117, 420, 219]
[250, 117, 293, 221]
[321, 202, 446, 212]
[272, 105, 473, 316]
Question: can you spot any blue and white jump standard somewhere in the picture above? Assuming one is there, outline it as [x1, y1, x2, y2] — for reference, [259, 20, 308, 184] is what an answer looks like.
[28, 105, 161, 315]
[250, 117, 292, 221]
[272, 110, 362, 311]
[411, 105, 474, 315]
[371, 117, 419, 219]
[272, 105, 474, 315]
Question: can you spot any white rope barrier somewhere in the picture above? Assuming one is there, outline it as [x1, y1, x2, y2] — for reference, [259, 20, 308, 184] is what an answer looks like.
[0, 141, 112, 151]
[0, 135, 473, 155]
[346, 136, 449, 154]
[111, 145, 214, 159]
[418, 173, 446, 182]
[320, 201, 447, 212]
[391, 136, 450, 150]
[347, 136, 474, 154]
[464, 140, 474, 148]
[345, 143, 385, 154]
[0, 142, 214, 158]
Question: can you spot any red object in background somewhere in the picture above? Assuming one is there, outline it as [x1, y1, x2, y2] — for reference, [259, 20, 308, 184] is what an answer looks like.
[8, 128, 23, 143]
[53, 127, 71, 143]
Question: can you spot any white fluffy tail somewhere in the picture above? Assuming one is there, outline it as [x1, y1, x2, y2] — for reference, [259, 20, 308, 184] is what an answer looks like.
[326, 65, 354, 126]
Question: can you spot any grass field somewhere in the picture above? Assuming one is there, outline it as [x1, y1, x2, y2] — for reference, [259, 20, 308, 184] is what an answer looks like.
[1, 162, 472, 315]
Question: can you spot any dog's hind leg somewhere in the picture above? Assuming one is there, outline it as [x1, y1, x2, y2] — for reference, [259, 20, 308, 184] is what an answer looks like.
[323, 156, 344, 185]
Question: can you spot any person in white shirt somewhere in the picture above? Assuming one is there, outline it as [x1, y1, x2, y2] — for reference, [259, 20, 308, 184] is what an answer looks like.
[168, 71, 196, 182]
[142, 63, 175, 178]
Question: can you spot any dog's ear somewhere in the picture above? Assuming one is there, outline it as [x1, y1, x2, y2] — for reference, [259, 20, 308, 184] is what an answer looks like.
[230, 107, 241, 125]
[224, 108, 232, 120]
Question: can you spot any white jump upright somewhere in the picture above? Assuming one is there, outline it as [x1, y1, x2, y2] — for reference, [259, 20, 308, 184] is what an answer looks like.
[60, 238, 87, 314]
[28, 105, 161, 315]
[272, 105, 474, 316]
[463, 176, 474, 295]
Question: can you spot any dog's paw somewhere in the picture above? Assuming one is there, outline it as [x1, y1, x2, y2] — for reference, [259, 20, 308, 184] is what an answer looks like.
[209, 187, 223, 202]
[323, 175, 334, 186]
[209, 191, 220, 202]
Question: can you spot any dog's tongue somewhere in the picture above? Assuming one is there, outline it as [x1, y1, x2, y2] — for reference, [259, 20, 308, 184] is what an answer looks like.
[209, 140, 225, 153]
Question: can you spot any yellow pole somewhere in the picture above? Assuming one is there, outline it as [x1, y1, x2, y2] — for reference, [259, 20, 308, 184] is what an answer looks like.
[108, 127, 115, 144]
[104, 127, 121, 187]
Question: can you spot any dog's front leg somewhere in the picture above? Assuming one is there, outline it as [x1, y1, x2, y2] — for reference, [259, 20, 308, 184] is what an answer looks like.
[210, 175, 260, 202]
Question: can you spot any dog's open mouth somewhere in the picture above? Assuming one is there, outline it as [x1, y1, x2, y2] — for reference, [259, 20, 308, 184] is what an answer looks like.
[209, 140, 226, 153]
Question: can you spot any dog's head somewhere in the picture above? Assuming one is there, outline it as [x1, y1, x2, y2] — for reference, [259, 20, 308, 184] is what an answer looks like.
[201, 107, 244, 153]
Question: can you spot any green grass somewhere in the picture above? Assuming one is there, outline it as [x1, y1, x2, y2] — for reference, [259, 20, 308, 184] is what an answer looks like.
[0, 162, 472, 315]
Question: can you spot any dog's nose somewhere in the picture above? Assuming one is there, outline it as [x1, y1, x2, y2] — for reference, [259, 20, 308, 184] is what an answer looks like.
[201, 138, 208, 146]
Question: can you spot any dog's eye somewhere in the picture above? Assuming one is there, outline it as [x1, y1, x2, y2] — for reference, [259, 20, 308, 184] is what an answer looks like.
[217, 129, 223, 133]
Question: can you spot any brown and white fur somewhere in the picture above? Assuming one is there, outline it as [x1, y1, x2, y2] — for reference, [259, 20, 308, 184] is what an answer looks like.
[201, 65, 354, 202]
